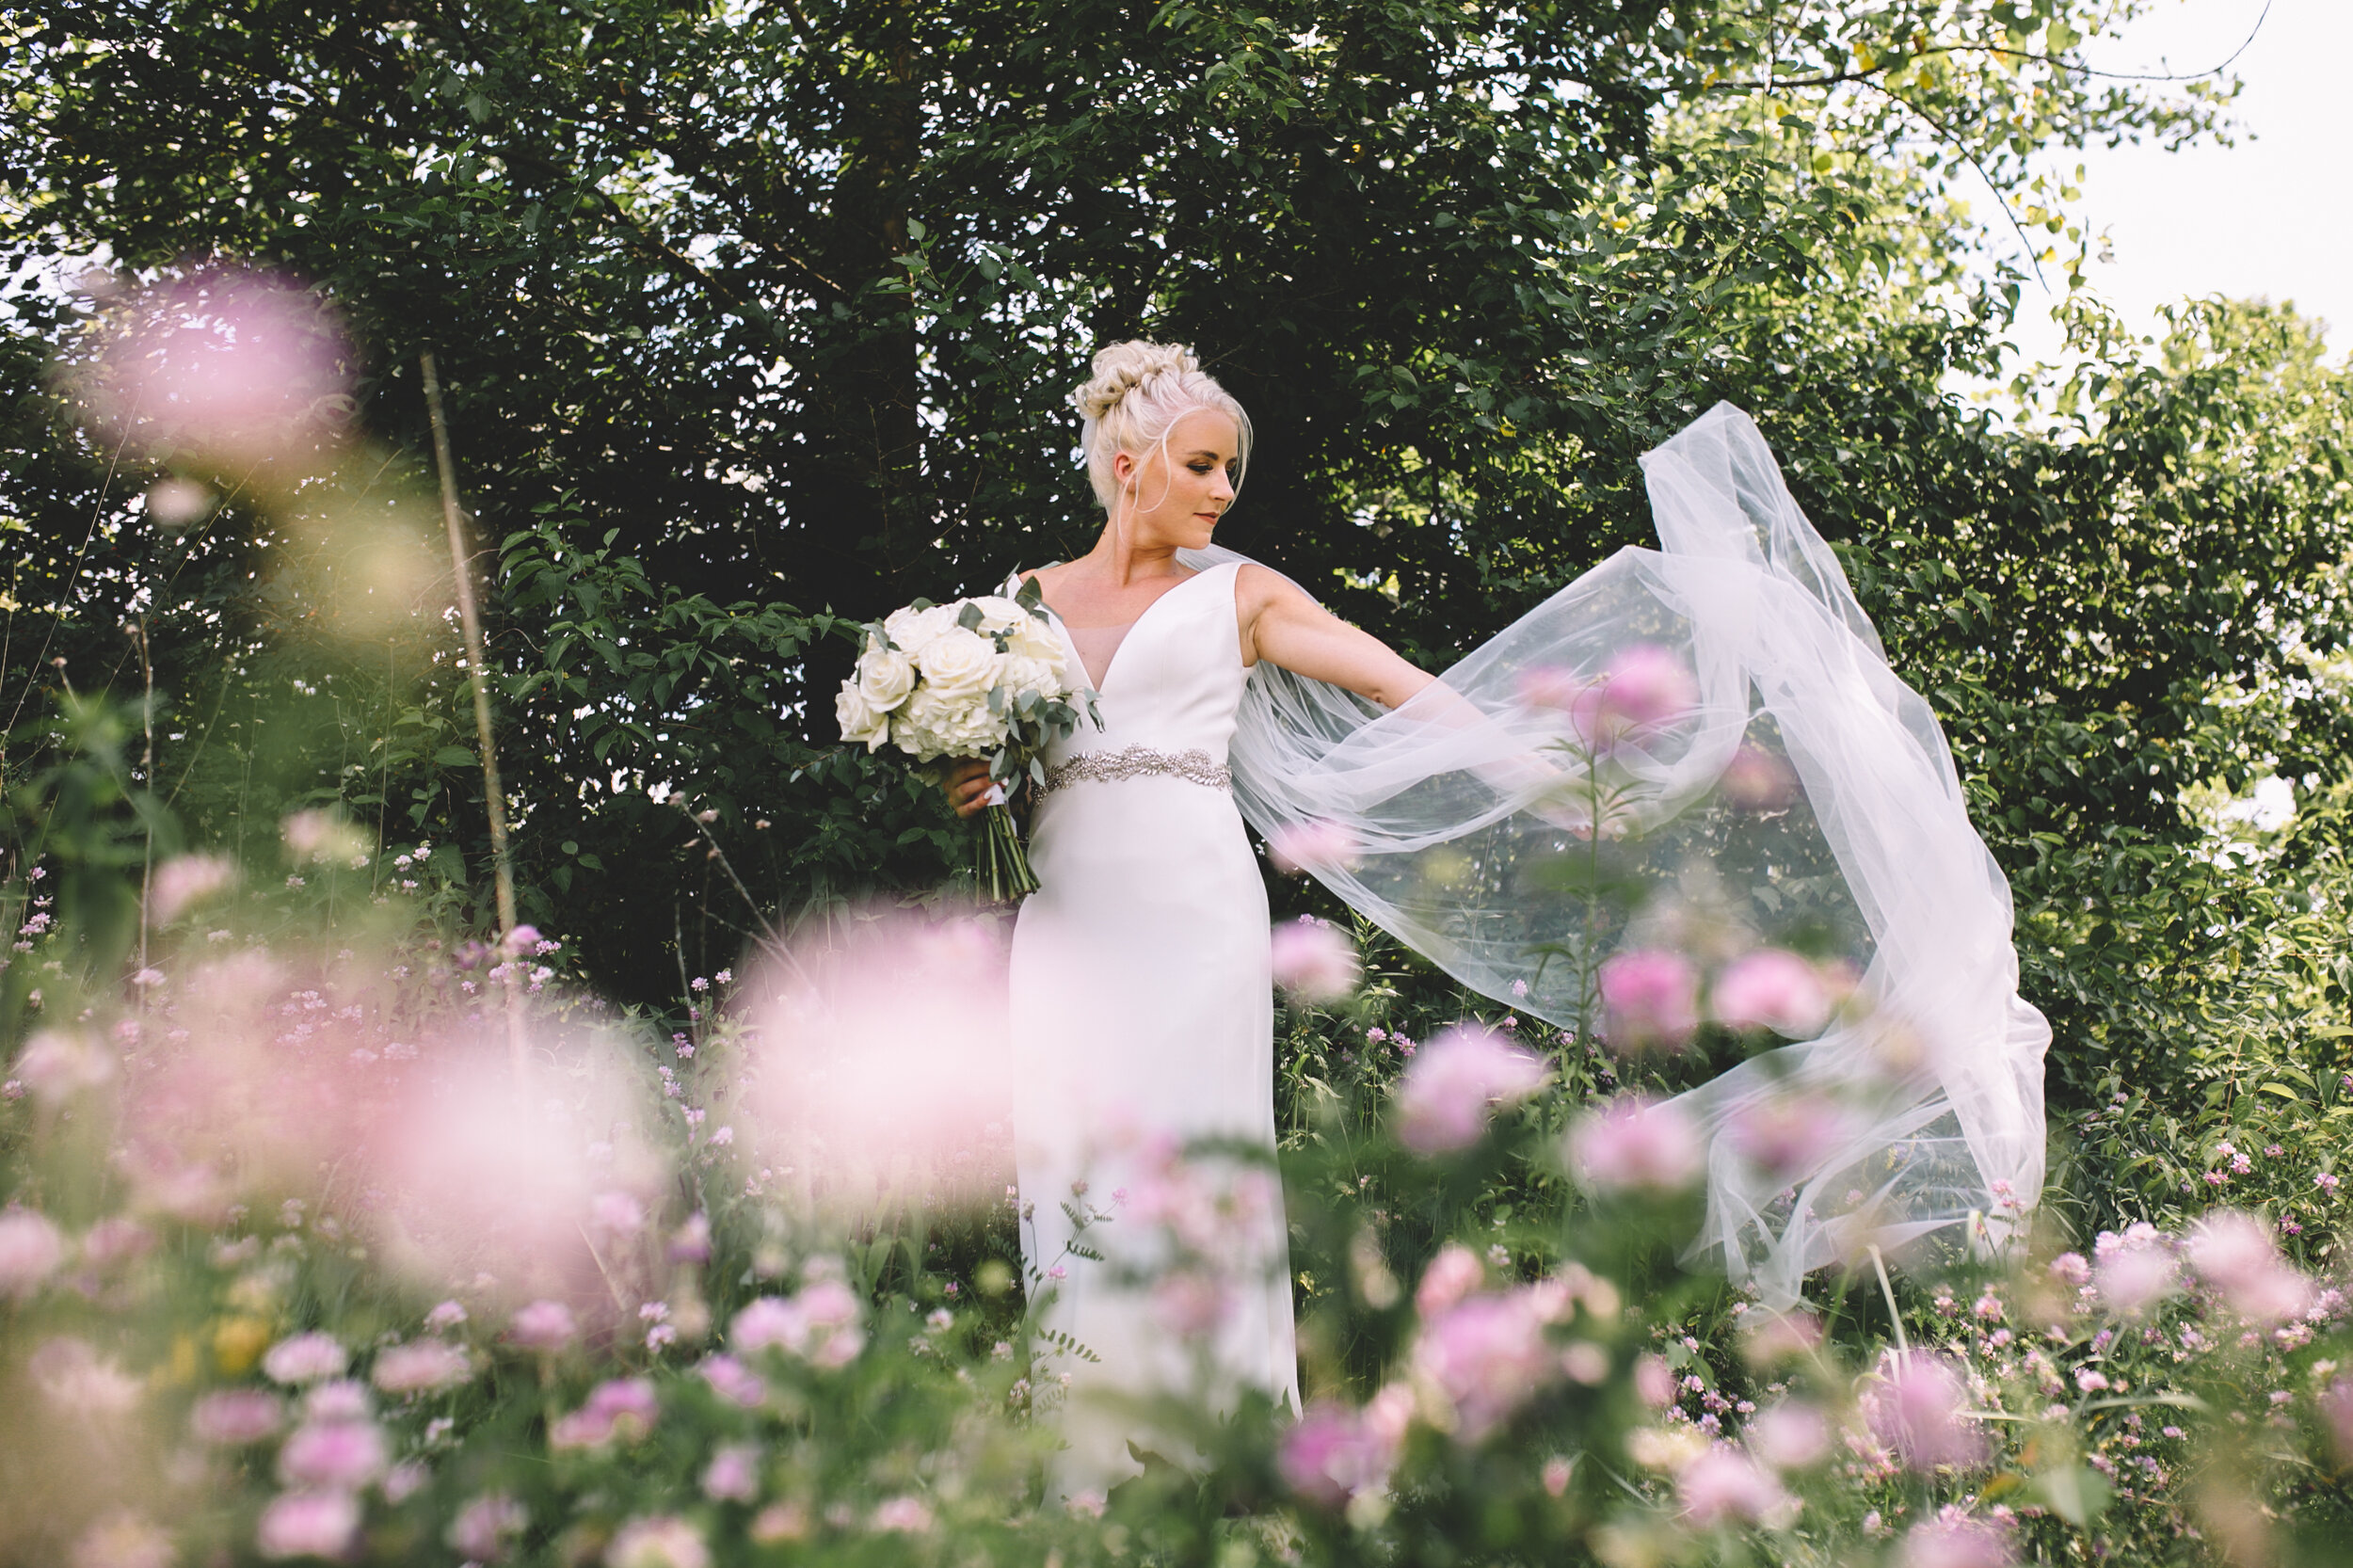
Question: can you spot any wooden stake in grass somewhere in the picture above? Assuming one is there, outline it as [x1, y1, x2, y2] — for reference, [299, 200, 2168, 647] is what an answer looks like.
[421, 352, 527, 1079]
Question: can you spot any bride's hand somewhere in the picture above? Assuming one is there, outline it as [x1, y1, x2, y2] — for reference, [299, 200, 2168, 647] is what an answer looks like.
[943, 759, 995, 819]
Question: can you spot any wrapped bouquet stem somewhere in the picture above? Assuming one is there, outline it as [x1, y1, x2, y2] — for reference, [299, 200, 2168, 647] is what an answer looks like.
[836, 576, 1096, 902]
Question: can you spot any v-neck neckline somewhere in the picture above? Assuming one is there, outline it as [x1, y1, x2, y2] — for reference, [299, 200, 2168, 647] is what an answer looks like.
[1045, 566, 1212, 695]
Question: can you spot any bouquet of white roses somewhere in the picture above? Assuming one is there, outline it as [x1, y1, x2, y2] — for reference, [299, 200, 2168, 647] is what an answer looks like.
[836, 577, 1096, 900]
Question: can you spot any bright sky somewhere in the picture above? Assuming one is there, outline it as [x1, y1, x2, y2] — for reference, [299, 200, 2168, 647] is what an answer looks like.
[1995, 0, 2351, 367]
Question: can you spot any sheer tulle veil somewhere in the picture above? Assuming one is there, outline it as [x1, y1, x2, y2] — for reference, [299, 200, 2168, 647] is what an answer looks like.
[1182, 402, 2047, 1305]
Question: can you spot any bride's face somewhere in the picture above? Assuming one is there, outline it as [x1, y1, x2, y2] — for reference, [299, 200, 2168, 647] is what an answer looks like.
[1112, 408, 1240, 549]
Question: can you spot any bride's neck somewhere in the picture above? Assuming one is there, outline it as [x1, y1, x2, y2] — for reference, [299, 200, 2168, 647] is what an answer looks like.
[1079, 520, 1187, 585]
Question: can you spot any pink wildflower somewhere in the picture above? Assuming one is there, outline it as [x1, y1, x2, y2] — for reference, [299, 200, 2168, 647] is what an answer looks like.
[1865, 1352, 1988, 1471]
[371, 1339, 472, 1395]
[1414, 1243, 1486, 1319]
[2187, 1209, 2314, 1323]
[261, 1332, 348, 1385]
[1898, 1513, 2016, 1568]
[701, 1443, 761, 1502]
[1279, 1390, 1412, 1508]
[1718, 744, 1799, 810]
[255, 1492, 360, 1562]
[696, 1353, 768, 1408]
[69, 1512, 174, 1568]
[1747, 1399, 1833, 1469]
[1710, 950, 1833, 1036]
[1596, 949, 1700, 1051]
[277, 1418, 387, 1490]
[1412, 1289, 1555, 1439]
[1392, 1025, 1546, 1154]
[1676, 1444, 1791, 1528]
[1270, 919, 1360, 1002]
[870, 1497, 935, 1534]
[1566, 1095, 1704, 1195]
[446, 1494, 528, 1562]
[149, 854, 237, 922]
[1268, 820, 1362, 875]
[506, 1300, 578, 1351]
[0, 1209, 65, 1298]
[606, 1515, 711, 1568]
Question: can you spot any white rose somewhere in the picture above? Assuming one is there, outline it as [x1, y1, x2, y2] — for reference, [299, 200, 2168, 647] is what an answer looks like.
[1004, 615, 1066, 666]
[883, 603, 959, 657]
[836, 681, 890, 751]
[856, 644, 918, 710]
[914, 627, 1002, 701]
[964, 595, 1027, 632]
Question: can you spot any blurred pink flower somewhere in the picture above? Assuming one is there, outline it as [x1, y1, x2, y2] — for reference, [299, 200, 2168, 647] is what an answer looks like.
[1718, 744, 1799, 811]
[81, 1217, 154, 1271]
[303, 1381, 371, 1422]
[2047, 1252, 2092, 1288]
[507, 1300, 578, 1351]
[262, 1332, 348, 1385]
[1739, 1310, 1823, 1368]
[190, 1388, 284, 1445]
[1415, 1242, 1486, 1319]
[446, 1494, 528, 1562]
[1278, 1389, 1412, 1509]
[742, 906, 1015, 1215]
[255, 1492, 360, 1563]
[696, 1353, 768, 1409]
[277, 1418, 388, 1490]
[12, 1031, 115, 1105]
[2186, 1209, 2314, 1323]
[1566, 1096, 1704, 1196]
[668, 1213, 713, 1264]
[1899, 1513, 2016, 1568]
[424, 1300, 468, 1333]
[1596, 950, 1700, 1051]
[550, 1378, 660, 1449]
[29, 1336, 142, 1416]
[1412, 1289, 1556, 1440]
[1634, 1352, 1677, 1406]
[371, 1339, 473, 1395]
[589, 1191, 647, 1235]
[607, 1515, 711, 1568]
[1393, 1025, 1546, 1154]
[501, 924, 543, 958]
[0, 1209, 66, 1297]
[871, 1497, 936, 1534]
[150, 854, 237, 923]
[730, 1279, 867, 1368]
[1268, 820, 1362, 876]
[69, 1512, 174, 1568]
[1865, 1352, 1989, 1471]
[2093, 1234, 2178, 1318]
[1676, 1444, 1791, 1528]
[1710, 950, 1834, 1036]
[702, 1443, 762, 1502]
[1270, 919, 1360, 1002]
[1747, 1399, 1833, 1470]
[78, 268, 353, 475]
[1725, 1091, 1849, 1182]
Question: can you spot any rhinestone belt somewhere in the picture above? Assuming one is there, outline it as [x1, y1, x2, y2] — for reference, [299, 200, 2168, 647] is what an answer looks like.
[1039, 744, 1233, 797]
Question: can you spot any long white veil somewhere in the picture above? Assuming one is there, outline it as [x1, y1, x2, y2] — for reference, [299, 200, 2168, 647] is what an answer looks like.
[1184, 402, 2047, 1305]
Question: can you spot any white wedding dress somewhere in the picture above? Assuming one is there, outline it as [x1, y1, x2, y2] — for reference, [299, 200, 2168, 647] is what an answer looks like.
[1008, 558, 1301, 1496]
[1003, 403, 2047, 1482]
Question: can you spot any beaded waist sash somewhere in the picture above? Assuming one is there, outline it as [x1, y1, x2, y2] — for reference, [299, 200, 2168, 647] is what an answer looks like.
[1039, 744, 1233, 797]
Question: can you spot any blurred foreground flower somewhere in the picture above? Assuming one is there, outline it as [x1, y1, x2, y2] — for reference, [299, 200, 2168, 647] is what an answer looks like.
[1268, 819, 1361, 876]
[1566, 1096, 1704, 1196]
[1271, 917, 1359, 1002]
[1863, 1352, 1988, 1471]
[741, 905, 1012, 1216]
[1709, 949, 1834, 1037]
[1391, 1024, 1545, 1154]
[1597, 949, 1699, 1051]
[1279, 1387, 1412, 1510]
[2185, 1208, 2313, 1323]
[72, 266, 353, 478]
[1520, 645, 1698, 753]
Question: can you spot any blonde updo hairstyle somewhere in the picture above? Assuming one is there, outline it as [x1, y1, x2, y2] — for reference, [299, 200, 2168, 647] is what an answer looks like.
[1072, 341, 1252, 516]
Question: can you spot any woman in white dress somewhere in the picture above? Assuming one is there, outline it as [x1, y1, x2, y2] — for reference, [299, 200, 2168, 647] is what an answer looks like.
[947, 343, 1434, 1496]
[945, 342, 2049, 1496]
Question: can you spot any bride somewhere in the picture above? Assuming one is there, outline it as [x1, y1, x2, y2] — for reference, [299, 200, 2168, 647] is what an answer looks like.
[944, 342, 2047, 1497]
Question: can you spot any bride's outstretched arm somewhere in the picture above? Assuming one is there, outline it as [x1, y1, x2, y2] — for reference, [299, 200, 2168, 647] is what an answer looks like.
[1238, 566, 1434, 708]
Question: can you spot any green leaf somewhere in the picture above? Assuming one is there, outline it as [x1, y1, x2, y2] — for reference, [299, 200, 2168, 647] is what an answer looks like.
[433, 746, 477, 768]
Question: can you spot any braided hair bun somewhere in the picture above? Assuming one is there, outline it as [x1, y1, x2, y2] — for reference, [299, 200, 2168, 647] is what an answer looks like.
[1070, 340, 1250, 514]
